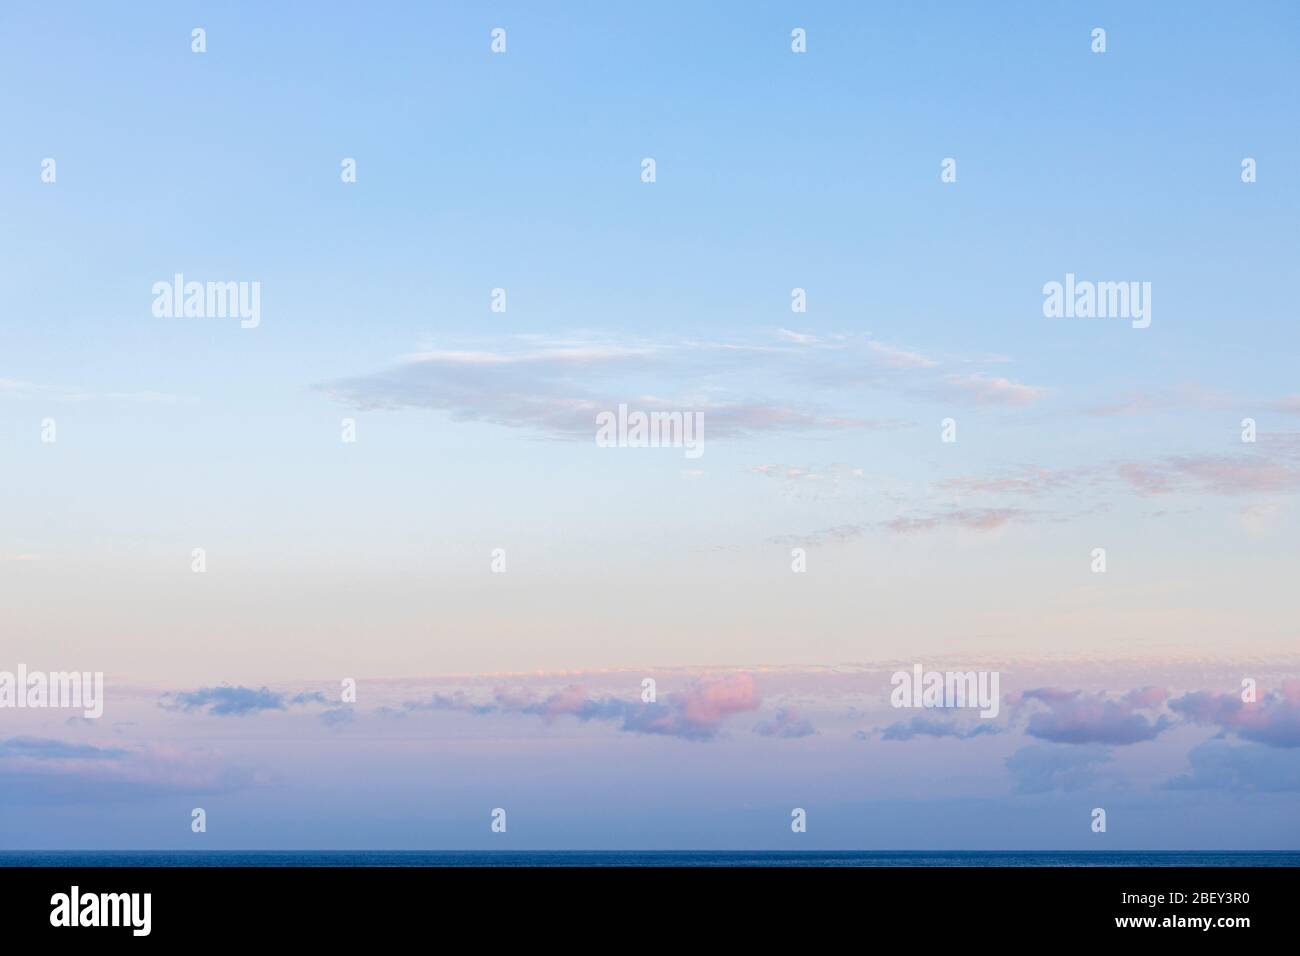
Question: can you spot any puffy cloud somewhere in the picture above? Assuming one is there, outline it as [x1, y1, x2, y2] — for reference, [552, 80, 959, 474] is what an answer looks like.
[1014, 687, 1172, 745]
[1169, 683, 1300, 748]
[1165, 739, 1300, 791]
[320, 707, 356, 727]
[753, 708, 816, 739]
[1005, 745, 1113, 793]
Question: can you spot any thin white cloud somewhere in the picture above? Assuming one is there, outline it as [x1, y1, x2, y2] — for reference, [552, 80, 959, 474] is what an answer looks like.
[867, 340, 937, 369]
[940, 373, 1046, 407]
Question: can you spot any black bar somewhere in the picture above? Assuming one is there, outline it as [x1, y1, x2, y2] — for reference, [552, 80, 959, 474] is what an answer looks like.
[0, 863, 1288, 941]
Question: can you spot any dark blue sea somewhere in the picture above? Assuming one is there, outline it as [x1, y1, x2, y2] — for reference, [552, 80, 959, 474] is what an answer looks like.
[2, 851, 1296, 867]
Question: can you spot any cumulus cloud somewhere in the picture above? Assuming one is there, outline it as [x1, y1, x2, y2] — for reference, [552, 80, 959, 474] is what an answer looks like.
[1169, 682, 1300, 748]
[320, 707, 356, 728]
[1013, 687, 1172, 745]
[161, 686, 329, 717]
[1165, 739, 1300, 791]
[753, 708, 816, 738]
[1005, 745, 1113, 793]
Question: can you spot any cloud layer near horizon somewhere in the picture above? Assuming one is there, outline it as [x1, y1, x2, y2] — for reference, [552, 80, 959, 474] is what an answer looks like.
[407, 674, 762, 741]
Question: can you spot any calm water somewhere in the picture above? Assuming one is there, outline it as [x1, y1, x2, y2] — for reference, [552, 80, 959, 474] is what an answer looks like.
[2, 851, 1296, 867]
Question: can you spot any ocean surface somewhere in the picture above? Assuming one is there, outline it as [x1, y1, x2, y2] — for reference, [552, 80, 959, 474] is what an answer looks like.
[2, 851, 1296, 867]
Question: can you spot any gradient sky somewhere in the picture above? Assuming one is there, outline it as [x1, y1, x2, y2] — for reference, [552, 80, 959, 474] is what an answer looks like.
[1, 1, 1298, 850]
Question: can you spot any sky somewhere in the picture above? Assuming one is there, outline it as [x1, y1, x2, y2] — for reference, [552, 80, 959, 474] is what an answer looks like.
[1, 1, 1298, 850]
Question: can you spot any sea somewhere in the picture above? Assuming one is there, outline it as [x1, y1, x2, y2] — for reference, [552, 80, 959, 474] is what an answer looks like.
[1, 851, 1296, 867]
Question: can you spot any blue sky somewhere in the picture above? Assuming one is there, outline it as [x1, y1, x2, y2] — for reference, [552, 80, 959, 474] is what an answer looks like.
[1, 2, 1298, 849]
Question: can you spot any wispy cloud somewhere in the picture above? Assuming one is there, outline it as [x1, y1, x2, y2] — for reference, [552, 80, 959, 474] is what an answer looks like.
[1083, 385, 1233, 418]
[770, 524, 868, 547]
[316, 333, 1044, 442]
[0, 378, 179, 404]
[318, 341, 888, 439]
[1117, 450, 1300, 496]
[777, 328, 819, 345]
[939, 373, 1046, 407]
[1272, 395, 1300, 417]
[0, 737, 127, 760]
[939, 468, 1081, 498]
[882, 507, 1024, 534]
[867, 341, 937, 369]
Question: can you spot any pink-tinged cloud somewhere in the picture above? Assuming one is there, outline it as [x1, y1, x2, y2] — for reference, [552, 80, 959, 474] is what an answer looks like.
[1084, 385, 1233, 419]
[1117, 463, 1177, 495]
[678, 675, 758, 727]
[1013, 687, 1172, 745]
[1118, 450, 1300, 497]
[1271, 395, 1300, 416]
[941, 373, 1046, 407]
[1169, 682, 1300, 748]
